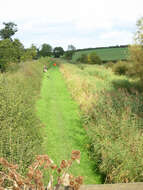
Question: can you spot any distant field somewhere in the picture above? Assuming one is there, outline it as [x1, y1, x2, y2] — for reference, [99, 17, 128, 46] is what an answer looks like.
[72, 46, 129, 62]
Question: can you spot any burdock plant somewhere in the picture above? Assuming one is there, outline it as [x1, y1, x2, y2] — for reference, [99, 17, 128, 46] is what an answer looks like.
[0, 150, 83, 190]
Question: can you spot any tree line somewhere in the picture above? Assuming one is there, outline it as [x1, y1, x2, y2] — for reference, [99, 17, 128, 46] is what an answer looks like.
[0, 22, 77, 72]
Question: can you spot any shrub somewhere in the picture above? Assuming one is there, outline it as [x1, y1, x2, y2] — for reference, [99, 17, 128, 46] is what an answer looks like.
[112, 61, 129, 75]
[87, 52, 102, 65]
[104, 62, 114, 69]
[128, 45, 143, 81]
[64, 50, 75, 60]
[0, 39, 25, 72]
[77, 54, 88, 64]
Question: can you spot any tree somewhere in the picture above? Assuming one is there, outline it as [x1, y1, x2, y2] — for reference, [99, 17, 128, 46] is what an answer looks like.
[134, 17, 143, 45]
[64, 45, 76, 60]
[21, 44, 37, 61]
[13, 39, 24, 61]
[64, 51, 74, 60]
[67, 44, 76, 51]
[0, 39, 17, 71]
[39, 43, 52, 57]
[129, 17, 143, 82]
[0, 22, 18, 40]
[53, 47, 64, 58]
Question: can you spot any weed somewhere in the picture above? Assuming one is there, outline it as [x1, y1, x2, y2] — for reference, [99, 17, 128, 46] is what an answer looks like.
[59, 62, 143, 183]
[0, 151, 83, 190]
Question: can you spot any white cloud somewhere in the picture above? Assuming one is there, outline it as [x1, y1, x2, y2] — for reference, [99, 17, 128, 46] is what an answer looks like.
[0, 0, 143, 48]
[99, 30, 134, 45]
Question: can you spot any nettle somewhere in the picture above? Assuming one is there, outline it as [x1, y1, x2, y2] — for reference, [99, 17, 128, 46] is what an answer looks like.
[0, 150, 83, 190]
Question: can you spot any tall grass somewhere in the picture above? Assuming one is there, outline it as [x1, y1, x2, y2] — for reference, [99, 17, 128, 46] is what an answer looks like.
[0, 61, 44, 175]
[59, 62, 143, 183]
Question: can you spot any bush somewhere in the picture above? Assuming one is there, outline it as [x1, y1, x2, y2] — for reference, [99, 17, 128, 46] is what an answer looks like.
[0, 61, 43, 175]
[128, 45, 143, 81]
[0, 39, 24, 72]
[64, 50, 75, 60]
[88, 52, 102, 65]
[104, 62, 114, 69]
[112, 61, 129, 75]
[77, 54, 88, 64]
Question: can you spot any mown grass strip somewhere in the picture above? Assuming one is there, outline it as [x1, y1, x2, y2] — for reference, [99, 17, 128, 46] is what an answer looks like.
[36, 65, 102, 184]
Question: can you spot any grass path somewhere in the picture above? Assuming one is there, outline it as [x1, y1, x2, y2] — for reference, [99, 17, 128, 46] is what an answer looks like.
[36, 66, 101, 184]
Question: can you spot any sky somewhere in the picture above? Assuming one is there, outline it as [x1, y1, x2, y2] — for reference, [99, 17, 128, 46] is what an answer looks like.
[0, 0, 143, 50]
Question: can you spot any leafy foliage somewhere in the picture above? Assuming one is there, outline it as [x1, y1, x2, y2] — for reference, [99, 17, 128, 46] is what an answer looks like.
[76, 52, 102, 64]
[129, 17, 143, 83]
[67, 44, 76, 51]
[53, 47, 64, 58]
[0, 39, 19, 72]
[39, 43, 53, 57]
[134, 17, 143, 45]
[64, 51, 75, 60]
[0, 22, 17, 40]
[112, 61, 129, 75]
[77, 54, 88, 63]
[88, 52, 102, 64]
[21, 45, 37, 61]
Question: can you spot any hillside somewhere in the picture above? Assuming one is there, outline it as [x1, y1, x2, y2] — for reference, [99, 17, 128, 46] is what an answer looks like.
[72, 45, 129, 62]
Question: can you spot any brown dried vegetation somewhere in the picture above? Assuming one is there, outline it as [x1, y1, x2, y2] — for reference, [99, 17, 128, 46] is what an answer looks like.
[0, 151, 83, 190]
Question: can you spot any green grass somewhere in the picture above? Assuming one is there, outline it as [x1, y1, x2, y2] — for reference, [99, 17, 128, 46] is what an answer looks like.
[36, 64, 102, 184]
[72, 46, 129, 62]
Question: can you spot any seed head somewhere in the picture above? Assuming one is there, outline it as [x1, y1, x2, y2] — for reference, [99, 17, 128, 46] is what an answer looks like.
[60, 160, 68, 168]
[71, 150, 80, 160]
[75, 176, 83, 185]
[57, 168, 62, 173]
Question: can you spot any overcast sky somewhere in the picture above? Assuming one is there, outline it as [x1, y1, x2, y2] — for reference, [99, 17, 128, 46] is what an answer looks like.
[0, 0, 143, 50]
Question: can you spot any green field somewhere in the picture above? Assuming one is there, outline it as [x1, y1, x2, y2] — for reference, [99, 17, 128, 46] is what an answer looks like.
[72, 46, 129, 62]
